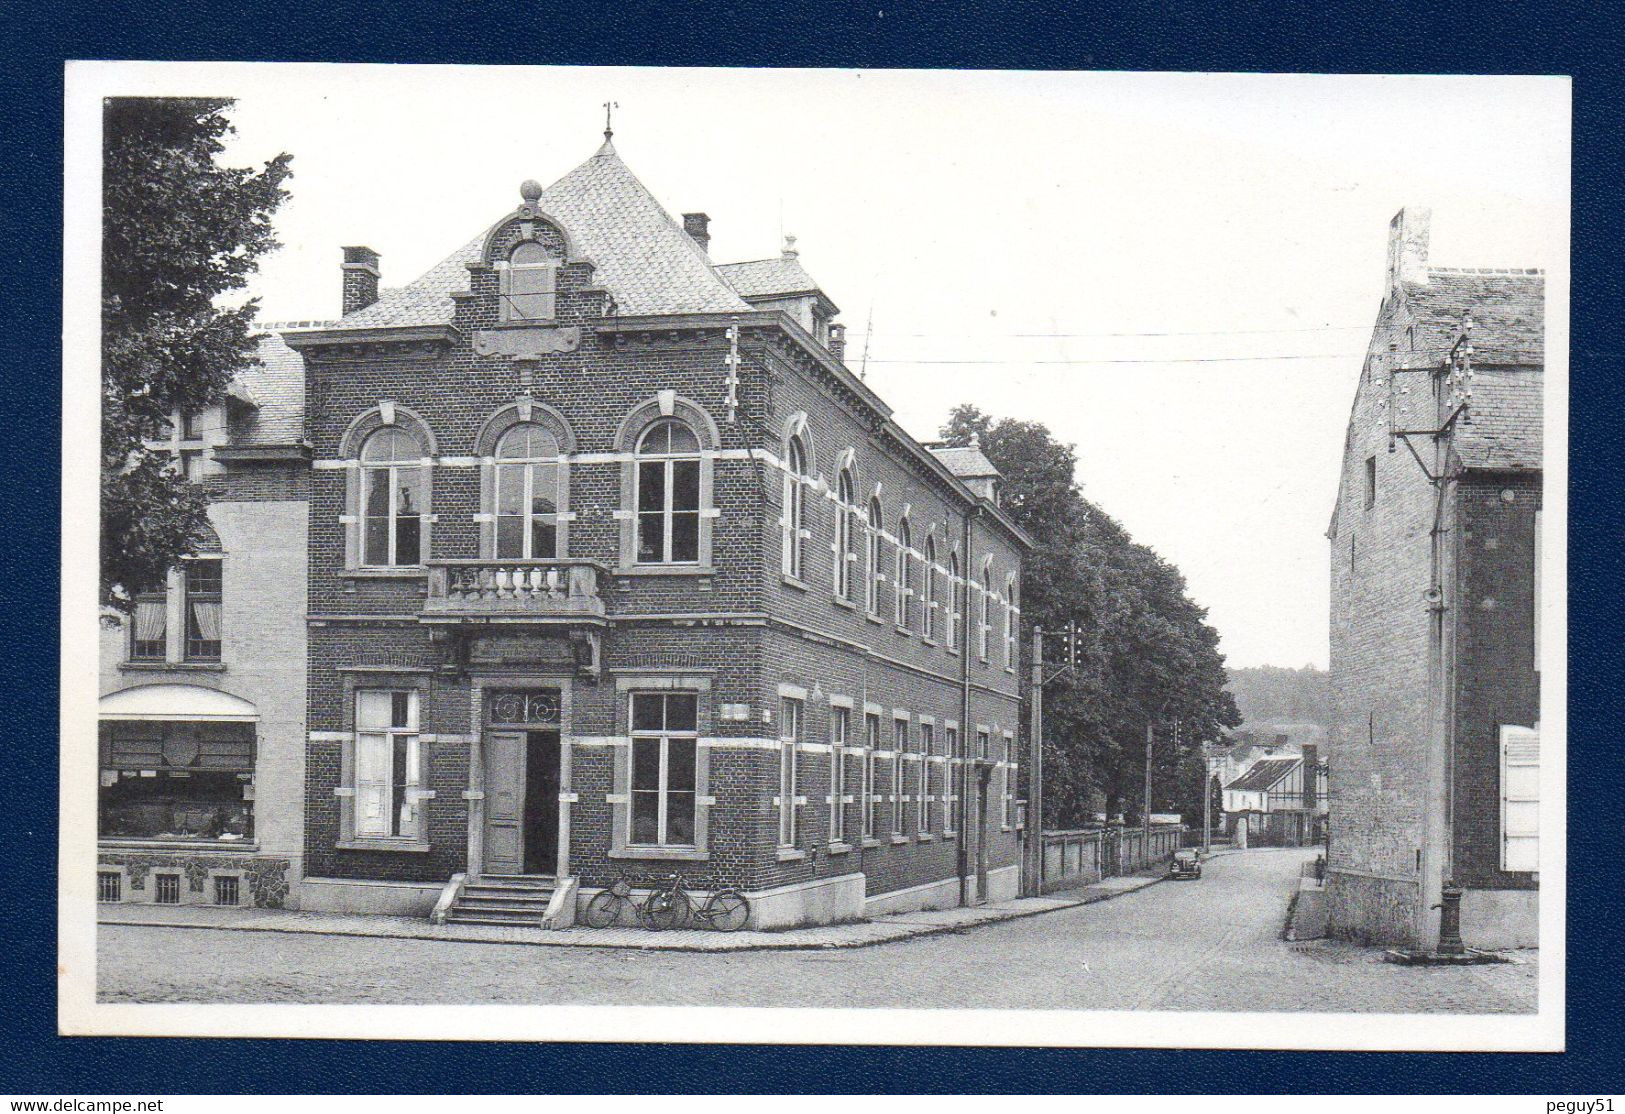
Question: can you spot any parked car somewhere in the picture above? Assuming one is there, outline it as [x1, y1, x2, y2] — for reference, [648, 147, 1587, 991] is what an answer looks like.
[1169, 849, 1202, 879]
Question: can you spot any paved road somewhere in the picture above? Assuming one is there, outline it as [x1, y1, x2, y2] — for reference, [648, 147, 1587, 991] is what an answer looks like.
[97, 848, 1536, 1011]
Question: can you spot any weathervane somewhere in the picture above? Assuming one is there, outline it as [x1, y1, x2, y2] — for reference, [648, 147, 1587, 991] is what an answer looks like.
[602, 100, 619, 141]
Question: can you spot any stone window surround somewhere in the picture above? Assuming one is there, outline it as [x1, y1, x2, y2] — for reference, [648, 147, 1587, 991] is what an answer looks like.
[471, 399, 578, 560]
[609, 674, 714, 863]
[612, 392, 721, 575]
[337, 403, 437, 573]
[334, 672, 435, 852]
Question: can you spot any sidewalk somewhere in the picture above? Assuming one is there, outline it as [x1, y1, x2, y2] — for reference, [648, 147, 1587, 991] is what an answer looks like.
[99, 873, 1166, 953]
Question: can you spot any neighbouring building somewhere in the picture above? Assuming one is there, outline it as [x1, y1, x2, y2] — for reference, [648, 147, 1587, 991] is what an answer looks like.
[1325, 207, 1543, 949]
[97, 330, 313, 910]
[283, 132, 1031, 928]
[1221, 746, 1327, 847]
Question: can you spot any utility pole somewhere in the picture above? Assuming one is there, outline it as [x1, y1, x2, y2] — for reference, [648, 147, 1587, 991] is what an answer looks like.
[1201, 741, 1214, 856]
[1025, 626, 1045, 897]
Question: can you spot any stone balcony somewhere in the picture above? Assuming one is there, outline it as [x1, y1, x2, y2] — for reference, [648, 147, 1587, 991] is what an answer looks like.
[421, 559, 610, 625]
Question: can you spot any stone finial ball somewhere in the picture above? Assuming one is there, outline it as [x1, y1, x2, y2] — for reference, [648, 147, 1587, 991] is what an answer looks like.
[520, 179, 544, 203]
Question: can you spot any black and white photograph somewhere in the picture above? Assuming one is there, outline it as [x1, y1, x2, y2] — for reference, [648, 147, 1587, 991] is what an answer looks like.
[60, 63, 1567, 1050]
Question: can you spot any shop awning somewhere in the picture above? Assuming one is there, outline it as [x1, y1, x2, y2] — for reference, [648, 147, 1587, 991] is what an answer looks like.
[98, 684, 259, 723]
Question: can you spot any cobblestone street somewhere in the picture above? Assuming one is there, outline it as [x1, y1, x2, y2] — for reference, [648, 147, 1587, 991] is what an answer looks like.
[97, 849, 1536, 1012]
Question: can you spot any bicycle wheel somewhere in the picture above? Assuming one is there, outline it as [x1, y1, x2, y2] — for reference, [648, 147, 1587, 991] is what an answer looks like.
[583, 889, 622, 929]
[641, 888, 679, 931]
[702, 889, 750, 933]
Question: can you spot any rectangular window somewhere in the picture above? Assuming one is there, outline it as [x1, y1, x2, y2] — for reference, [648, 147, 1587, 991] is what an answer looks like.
[130, 593, 167, 661]
[630, 692, 699, 846]
[214, 874, 240, 907]
[892, 718, 908, 835]
[829, 706, 850, 844]
[355, 690, 421, 839]
[945, 727, 960, 831]
[99, 722, 255, 841]
[977, 729, 990, 761]
[98, 872, 122, 903]
[862, 713, 880, 839]
[778, 697, 803, 847]
[154, 873, 181, 905]
[1500, 726, 1540, 873]
[637, 457, 701, 564]
[1364, 455, 1377, 509]
[182, 558, 223, 661]
[918, 723, 934, 831]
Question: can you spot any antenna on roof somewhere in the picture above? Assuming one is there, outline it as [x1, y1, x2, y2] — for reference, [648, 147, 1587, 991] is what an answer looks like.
[602, 100, 619, 142]
[860, 304, 874, 380]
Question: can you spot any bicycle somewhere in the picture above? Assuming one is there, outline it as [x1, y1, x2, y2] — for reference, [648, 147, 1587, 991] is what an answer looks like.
[640, 872, 751, 932]
[583, 878, 653, 929]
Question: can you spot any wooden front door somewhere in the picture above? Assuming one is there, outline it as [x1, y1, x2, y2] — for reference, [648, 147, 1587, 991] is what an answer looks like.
[483, 730, 527, 875]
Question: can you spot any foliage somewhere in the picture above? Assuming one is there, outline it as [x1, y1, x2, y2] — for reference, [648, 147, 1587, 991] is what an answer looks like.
[101, 97, 291, 609]
[941, 405, 1240, 828]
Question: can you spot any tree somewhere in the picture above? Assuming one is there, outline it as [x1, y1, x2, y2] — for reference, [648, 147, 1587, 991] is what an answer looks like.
[941, 405, 1240, 828]
[101, 97, 291, 611]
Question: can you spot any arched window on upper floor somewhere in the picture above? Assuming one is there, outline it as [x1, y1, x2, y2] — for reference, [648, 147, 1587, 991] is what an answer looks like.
[781, 434, 811, 580]
[865, 495, 884, 617]
[501, 240, 558, 322]
[923, 536, 938, 642]
[978, 561, 994, 662]
[947, 550, 961, 651]
[637, 418, 703, 565]
[894, 516, 913, 630]
[835, 464, 858, 601]
[1004, 572, 1020, 670]
[493, 423, 562, 559]
[361, 426, 425, 568]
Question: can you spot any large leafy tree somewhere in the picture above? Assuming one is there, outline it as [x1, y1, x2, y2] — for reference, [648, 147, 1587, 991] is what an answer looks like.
[941, 405, 1240, 827]
[101, 97, 291, 610]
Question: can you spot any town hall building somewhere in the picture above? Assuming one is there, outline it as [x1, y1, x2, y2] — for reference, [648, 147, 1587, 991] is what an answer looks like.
[282, 131, 1031, 928]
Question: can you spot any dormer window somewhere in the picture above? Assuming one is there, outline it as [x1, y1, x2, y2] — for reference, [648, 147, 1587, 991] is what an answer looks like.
[501, 241, 558, 322]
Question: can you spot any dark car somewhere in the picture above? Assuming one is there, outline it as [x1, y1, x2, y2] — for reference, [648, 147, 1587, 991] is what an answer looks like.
[1169, 849, 1202, 879]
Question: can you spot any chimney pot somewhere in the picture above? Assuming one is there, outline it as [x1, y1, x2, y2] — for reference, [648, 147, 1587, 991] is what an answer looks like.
[682, 212, 711, 256]
[828, 322, 847, 361]
[341, 245, 381, 315]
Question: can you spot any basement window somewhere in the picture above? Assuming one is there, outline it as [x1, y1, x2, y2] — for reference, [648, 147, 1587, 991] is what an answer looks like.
[154, 873, 181, 904]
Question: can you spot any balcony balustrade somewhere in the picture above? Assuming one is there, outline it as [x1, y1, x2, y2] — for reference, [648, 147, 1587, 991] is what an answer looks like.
[422, 559, 609, 622]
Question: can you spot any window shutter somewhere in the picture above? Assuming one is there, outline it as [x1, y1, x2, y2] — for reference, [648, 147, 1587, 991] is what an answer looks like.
[1500, 725, 1540, 873]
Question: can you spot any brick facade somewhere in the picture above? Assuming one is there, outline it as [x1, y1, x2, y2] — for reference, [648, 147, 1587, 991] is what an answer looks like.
[291, 140, 1029, 925]
[1325, 209, 1542, 949]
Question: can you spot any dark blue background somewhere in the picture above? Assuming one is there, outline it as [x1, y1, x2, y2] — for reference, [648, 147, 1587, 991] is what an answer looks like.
[5, 1, 1620, 1094]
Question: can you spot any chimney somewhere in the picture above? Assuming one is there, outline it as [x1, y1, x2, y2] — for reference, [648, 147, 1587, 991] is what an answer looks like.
[682, 213, 711, 256]
[1301, 744, 1319, 809]
[828, 322, 847, 361]
[1385, 207, 1431, 295]
[342, 246, 381, 315]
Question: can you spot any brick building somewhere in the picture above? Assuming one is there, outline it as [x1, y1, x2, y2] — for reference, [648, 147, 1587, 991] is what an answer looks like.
[1324, 208, 1543, 949]
[97, 330, 313, 910]
[283, 134, 1031, 928]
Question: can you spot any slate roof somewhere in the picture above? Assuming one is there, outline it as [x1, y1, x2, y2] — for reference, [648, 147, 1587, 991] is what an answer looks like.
[334, 139, 750, 329]
[1454, 369, 1542, 471]
[1401, 267, 1544, 367]
[716, 256, 821, 299]
[230, 328, 313, 444]
[930, 445, 1000, 479]
[1225, 757, 1300, 793]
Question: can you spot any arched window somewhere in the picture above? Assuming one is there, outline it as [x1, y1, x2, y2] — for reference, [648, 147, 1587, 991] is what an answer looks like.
[894, 517, 912, 629]
[493, 423, 561, 559]
[865, 496, 883, 616]
[636, 418, 702, 564]
[979, 563, 994, 661]
[1004, 573, 1020, 669]
[947, 551, 961, 650]
[923, 536, 938, 641]
[782, 435, 810, 579]
[502, 240, 558, 321]
[361, 426, 424, 567]
[835, 466, 857, 600]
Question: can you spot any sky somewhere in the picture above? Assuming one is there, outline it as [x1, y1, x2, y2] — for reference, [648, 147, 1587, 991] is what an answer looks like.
[90, 65, 1568, 669]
